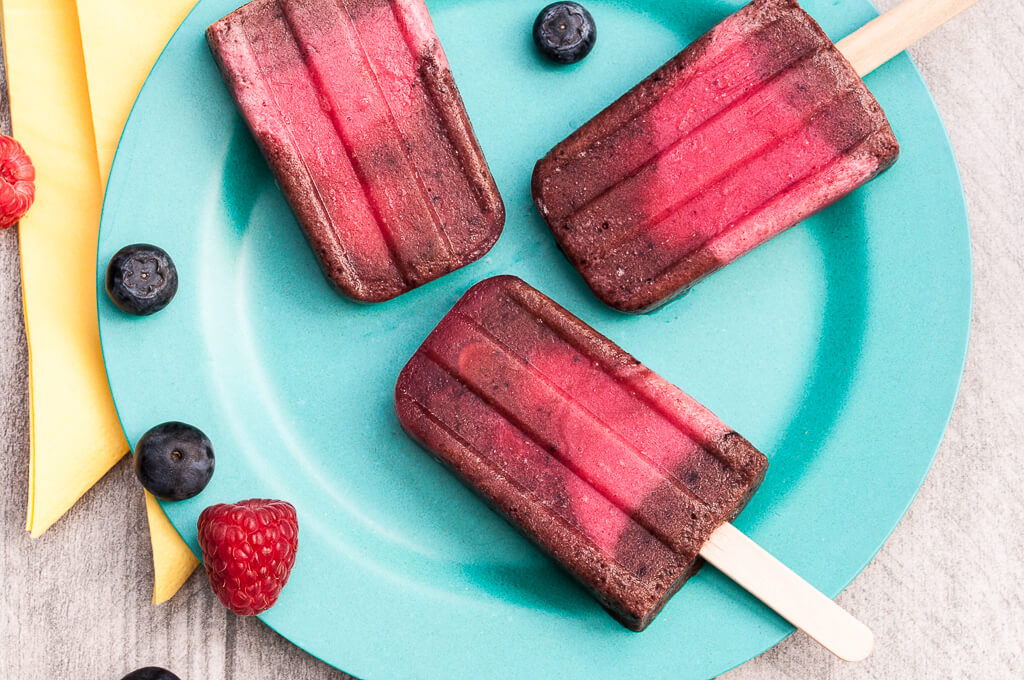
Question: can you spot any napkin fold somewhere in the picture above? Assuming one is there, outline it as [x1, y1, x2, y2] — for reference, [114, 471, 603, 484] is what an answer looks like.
[76, 0, 199, 187]
[5, 0, 201, 603]
[5, 0, 127, 539]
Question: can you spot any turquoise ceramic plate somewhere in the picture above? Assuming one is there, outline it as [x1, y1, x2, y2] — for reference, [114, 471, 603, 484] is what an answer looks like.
[97, 1, 971, 678]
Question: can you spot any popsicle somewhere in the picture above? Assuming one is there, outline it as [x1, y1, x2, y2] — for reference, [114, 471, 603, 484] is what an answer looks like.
[532, 0, 978, 313]
[395, 276, 873, 659]
[207, 0, 504, 303]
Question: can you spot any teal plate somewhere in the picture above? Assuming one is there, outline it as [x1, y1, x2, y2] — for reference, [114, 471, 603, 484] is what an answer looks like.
[97, 1, 971, 678]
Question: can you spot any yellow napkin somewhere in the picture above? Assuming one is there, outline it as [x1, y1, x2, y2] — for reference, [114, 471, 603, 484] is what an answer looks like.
[5, 0, 200, 603]
[76, 0, 198, 187]
[5, 0, 127, 538]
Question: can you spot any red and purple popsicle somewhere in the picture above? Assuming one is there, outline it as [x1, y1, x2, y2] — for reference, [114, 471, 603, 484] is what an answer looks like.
[532, 0, 912, 312]
[396, 276, 768, 630]
[395, 277, 874, 659]
[207, 0, 504, 303]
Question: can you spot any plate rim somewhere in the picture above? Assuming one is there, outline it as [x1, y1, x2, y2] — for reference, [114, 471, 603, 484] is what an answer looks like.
[95, 0, 974, 677]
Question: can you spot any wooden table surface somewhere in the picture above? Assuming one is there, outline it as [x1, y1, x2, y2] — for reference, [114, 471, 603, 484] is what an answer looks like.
[2, 1, 1022, 678]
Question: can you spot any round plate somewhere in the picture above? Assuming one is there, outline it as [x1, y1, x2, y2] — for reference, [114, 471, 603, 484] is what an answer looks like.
[97, 1, 971, 678]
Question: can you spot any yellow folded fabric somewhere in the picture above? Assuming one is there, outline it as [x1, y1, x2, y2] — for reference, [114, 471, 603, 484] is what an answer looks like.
[76, 0, 202, 603]
[5, 0, 200, 603]
[145, 490, 201, 604]
[5, 0, 127, 538]
[76, 0, 198, 186]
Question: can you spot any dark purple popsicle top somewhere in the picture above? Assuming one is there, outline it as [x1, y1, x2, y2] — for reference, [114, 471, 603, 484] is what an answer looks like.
[395, 276, 768, 630]
[532, 0, 899, 313]
[207, 0, 504, 303]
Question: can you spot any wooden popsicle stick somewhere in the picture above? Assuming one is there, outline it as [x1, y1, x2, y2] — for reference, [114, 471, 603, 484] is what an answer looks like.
[698, 5, 986, 654]
[836, 0, 983, 77]
[699, 522, 875, 662]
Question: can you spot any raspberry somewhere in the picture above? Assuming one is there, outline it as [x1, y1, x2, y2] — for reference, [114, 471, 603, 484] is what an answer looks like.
[0, 135, 36, 229]
[197, 499, 299, 616]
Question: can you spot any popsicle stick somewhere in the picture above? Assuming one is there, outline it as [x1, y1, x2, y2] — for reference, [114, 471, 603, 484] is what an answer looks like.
[699, 522, 875, 662]
[836, 0, 982, 77]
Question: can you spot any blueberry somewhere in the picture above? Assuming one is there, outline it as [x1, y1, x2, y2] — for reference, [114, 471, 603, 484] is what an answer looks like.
[134, 422, 215, 501]
[120, 668, 181, 680]
[106, 244, 178, 316]
[533, 2, 597, 64]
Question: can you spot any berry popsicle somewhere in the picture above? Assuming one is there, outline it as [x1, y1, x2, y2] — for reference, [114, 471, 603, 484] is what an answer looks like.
[207, 0, 504, 303]
[532, 0, 978, 313]
[395, 276, 873, 659]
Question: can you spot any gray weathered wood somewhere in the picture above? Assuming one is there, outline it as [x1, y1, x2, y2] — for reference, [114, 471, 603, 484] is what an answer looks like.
[1, 1, 1022, 678]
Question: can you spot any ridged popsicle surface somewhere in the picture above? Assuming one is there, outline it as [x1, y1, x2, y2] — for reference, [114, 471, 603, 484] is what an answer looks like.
[532, 0, 898, 312]
[208, 0, 504, 302]
[395, 276, 768, 630]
